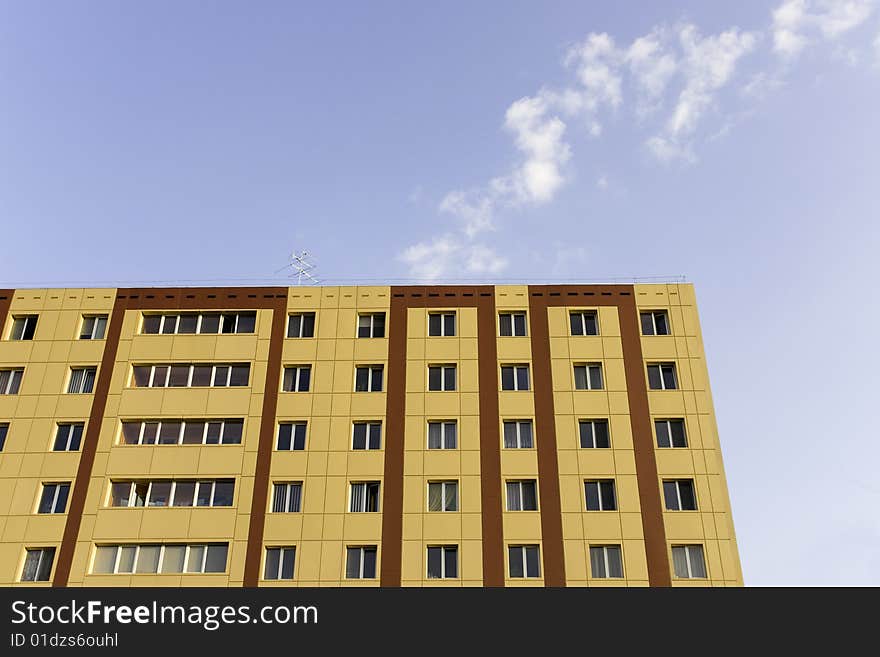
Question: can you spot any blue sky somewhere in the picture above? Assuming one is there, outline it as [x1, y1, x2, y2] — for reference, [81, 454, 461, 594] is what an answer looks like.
[2, 1, 879, 584]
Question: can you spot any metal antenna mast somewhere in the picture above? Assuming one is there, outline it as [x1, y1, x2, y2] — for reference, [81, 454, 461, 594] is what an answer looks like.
[276, 250, 320, 285]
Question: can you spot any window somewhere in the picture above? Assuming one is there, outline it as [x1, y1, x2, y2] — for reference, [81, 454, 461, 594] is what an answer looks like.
[0, 368, 23, 395]
[584, 480, 617, 511]
[141, 312, 256, 335]
[10, 315, 38, 340]
[508, 545, 540, 578]
[500, 365, 530, 391]
[354, 365, 383, 392]
[506, 480, 538, 511]
[499, 312, 527, 337]
[574, 363, 603, 390]
[132, 364, 250, 388]
[109, 480, 234, 508]
[287, 313, 315, 338]
[641, 310, 670, 336]
[264, 547, 296, 580]
[427, 481, 458, 512]
[428, 364, 456, 391]
[427, 421, 457, 449]
[277, 423, 307, 451]
[91, 543, 228, 574]
[352, 422, 381, 450]
[120, 419, 243, 445]
[647, 363, 678, 390]
[503, 420, 533, 448]
[428, 312, 456, 337]
[427, 546, 458, 579]
[663, 480, 697, 511]
[0, 423, 7, 451]
[282, 366, 311, 392]
[53, 423, 84, 451]
[349, 482, 380, 512]
[345, 546, 377, 579]
[80, 315, 108, 340]
[570, 311, 599, 336]
[579, 420, 610, 448]
[21, 547, 55, 582]
[272, 483, 303, 512]
[67, 367, 96, 394]
[37, 483, 70, 514]
[672, 545, 707, 578]
[656, 419, 687, 448]
[590, 545, 624, 579]
[357, 313, 385, 338]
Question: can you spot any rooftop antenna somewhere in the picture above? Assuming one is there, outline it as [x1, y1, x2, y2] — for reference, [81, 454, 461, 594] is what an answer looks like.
[275, 250, 320, 285]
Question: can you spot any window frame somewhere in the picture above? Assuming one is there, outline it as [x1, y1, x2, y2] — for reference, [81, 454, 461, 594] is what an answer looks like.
[354, 365, 384, 392]
[351, 421, 382, 450]
[427, 364, 457, 392]
[508, 545, 541, 579]
[91, 543, 228, 575]
[0, 368, 24, 395]
[573, 363, 604, 390]
[141, 312, 257, 335]
[108, 479, 235, 508]
[286, 313, 316, 339]
[271, 482, 303, 513]
[672, 545, 707, 579]
[655, 419, 687, 448]
[263, 546, 297, 581]
[21, 547, 56, 582]
[67, 367, 97, 394]
[281, 365, 311, 392]
[569, 310, 600, 336]
[426, 545, 459, 579]
[9, 315, 38, 341]
[428, 312, 456, 337]
[276, 422, 307, 451]
[349, 481, 381, 513]
[578, 419, 610, 449]
[500, 364, 530, 391]
[584, 479, 617, 511]
[79, 315, 108, 340]
[506, 480, 538, 511]
[647, 363, 678, 390]
[345, 546, 378, 579]
[589, 545, 624, 579]
[640, 310, 670, 336]
[356, 313, 386, 339]
[37, 482, 70, 514]
[0, 422, 8, 451]
[132, 364, 250, 389]
[427, 481, 459, 512]
[427, 420, 457, 450]
[663, 479, 698, 511]
[502, 419, 534, 449]
[498, 312, 527, 337]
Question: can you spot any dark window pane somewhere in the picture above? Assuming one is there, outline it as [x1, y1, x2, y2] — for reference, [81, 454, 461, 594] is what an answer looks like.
[579, 421, 592, 448]
[499, 314, 512, 336]
[443, 314, 455, 336]
[522, 482, 537, 510]
[178, 314, 198, 334]
[221, 315, 236, 334]
[236, 313, 256, 334]
[428, 423, 441, 449]
[169, 365, 189, 387]
[679, 481, 696, 510]
[298, 366, 310, 391]
[501, 367, 514, 390]
[585, 482, 599, 510]
[357, 315, 372, 338]
[148, 482, 172, 506]
[671, 420, 686, 447]
[355, 368, 369, 392]
[590, 547, 605, 578]
[570, 313, 583, 336]
[141, 422, 159, 445]
[601, 481, 616, 510]
[81, 368, 96, 393]
[369, 424, 381, 449]
[159, 422, 181, 444]
[444, 548, 458, 578]
[503, 422, 517, 448]
[352, 424, 366, 450]
[277, 424, 292, 450]
[372, 314, 385, 338]
[133, 366, 151, 388]
[444, 366, 456, 391]
[647, 366, 662, 390]
[427, 547, 442, 579]
[281, 548, 295, 579]
[589, 366, 603, 390]
[213, 366, 230, 387]
[640, 312, 654, 335]
[662, 365, 677, 389]
[574, 366, 587, 390]
[689, 547, 707, 577]
[143, 316, 161, 334]
[151, 366, 169, 387]
[513, 314, 526, 336]
[428, 367, 441, 391]
[264, 548, 280, 580]
[302, 314, 315, 337]
[446, 423, 457, 449]
[656, 421, 671, 448]
[288, 315, 302, 338]
[525, 547, 540, 577]
[200, 314, 220, 334]
[205, 544, 228, 573]
[110, 482, 131, 507]
[371, 367, 382, 391]
[230, 365, 250, 387]
[161, 315, 177, 334]
[224, 420, 243, 444]
[584, 314, 598, 335]
[289, 423, 305, 450]
[428, 314, 441, 336]
[509, 547, 523, 578]
[173, 481, 195, 506]
[213, 481, 234, 506]
[594, 421, 609, 448]
[196, 482, 213, 507]
[35, 548, 55, 581]
[519, 422, 533, 448]
[205, 422, 223, 445]
[663, 481, 679, 510]
[655, 313, 669, 335]
[516, 367, 529, 391]
[53, 426, 70, 451]
[608, 547, 623, 578]
[345, 549, 361, 578]
[189, 365, 211, 387]
[38, 486, 56, 513]
[362, 548, 376, 578]
[182, 422, 204, 444]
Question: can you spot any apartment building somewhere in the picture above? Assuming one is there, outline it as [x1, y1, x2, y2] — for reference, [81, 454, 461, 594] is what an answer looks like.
[0, 283, 742, 587]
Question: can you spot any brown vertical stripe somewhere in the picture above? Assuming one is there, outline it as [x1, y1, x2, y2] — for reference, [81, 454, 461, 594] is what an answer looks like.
[380, 286, 504, 586]
[242, 298, 288, 585]
[53, 294, 125, 586]
[527, 285, 670, 587]
[0, 291, 12, 326]
[475, 296, 504, 586]
[527, 292, 566, 586]
[616, 289, 670, 586]
[54, 288, 287, 587]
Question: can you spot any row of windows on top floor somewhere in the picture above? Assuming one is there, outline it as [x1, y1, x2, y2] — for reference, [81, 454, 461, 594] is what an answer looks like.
[0, 417, 689, 453]
[18, 541, 711, 583]
[2, 309, 673, 342]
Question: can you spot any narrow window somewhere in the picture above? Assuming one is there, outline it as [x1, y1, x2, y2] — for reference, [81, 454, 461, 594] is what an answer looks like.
[0, 423, 7, 451]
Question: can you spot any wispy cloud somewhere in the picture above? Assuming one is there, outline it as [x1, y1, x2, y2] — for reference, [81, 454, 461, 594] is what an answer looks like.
[398, 0, 876, 280]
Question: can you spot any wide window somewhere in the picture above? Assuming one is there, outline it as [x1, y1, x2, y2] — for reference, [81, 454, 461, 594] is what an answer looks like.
[579, 420, 610, 448]
[501, 365, 530, 391]
[287, 313, 315, 338]
[570, 311, 599, 336]
[349, 482, 380, 512]
[503, 420, 533, 448]
[264, 547, 296, 580]
[428, 312, 456, 337]
[506, 480, 538, 511]
[120, 419, 243, 445]
[427, 481, 458, 512]
[427, 546, 458, 579]
[0, 423, 7, 451]
[428, 365, 456, 391]
[282, 366, 311, 392]
[508, 545, 540, 578]
[92, 543, 228, 574]
[647, 363, 677, 390]
[357, 313, 385, 338]
[574, 364, 603, 390]
[109, 480, 234, 508]
[499, 312, 527, 337]
[585, 480, 617, 511]
[354, 366, 383, 392]
[142, 312, 256, 335]
[427, 421, 457, 449]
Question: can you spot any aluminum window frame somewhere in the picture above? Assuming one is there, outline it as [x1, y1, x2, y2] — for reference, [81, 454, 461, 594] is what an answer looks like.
[0, 368, 24, 395]
[500, 364, 530, 391]
[141, 312, 256, 335]
[119, 419, 243, 446]
[79, 315, 108, 340]
[569, 310, 600, 336]
[107, 479, 234, 508]
[584, 479, 617, 511]
[640, 310, 670, 336]
[9, 315, 38, 341]
[427, 364, 457, 392]
[92, 543, 228, 575]
[286, 313, 316, 338]
[426, 545, 459, 579]
[426, 420, 457, 450]
[502, 419, 534, 449]
[354, 365, 384, 392]
[427, 481, 459, 512]
[428, 312, 456, 337]
[498, 312, 528, 337]
[578, 419, 611, 449]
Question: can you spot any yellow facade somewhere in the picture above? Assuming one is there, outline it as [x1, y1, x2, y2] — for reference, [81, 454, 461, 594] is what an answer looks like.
[0, 283, 742, 587]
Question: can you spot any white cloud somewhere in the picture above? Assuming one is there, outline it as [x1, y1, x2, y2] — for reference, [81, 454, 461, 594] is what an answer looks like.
[397, 235, 508, 281]
[596, 175, 609, 190]
[626, 29, 678, 116]
[466, 245, 508, 275]
[773, 0, 875, 57]
[439, 190, 495, 238]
